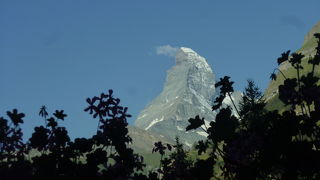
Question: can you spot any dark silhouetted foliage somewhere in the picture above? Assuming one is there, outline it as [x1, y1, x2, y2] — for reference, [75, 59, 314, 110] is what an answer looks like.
[0, 90, 148, 180]
[152, 137, 193, 180]
[186, 33, 320, 180]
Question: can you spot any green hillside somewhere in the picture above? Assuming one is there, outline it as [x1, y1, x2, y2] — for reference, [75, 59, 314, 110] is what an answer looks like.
[265, 21, 320, 111]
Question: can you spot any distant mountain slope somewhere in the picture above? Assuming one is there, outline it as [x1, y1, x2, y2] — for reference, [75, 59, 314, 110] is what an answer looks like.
[265, 21, 320, 111]
[127, 125, 174, 168]
[128, 125, 174, 153]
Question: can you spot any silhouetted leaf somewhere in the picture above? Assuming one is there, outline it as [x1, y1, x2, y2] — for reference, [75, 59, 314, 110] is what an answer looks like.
[152, 141, 166, 156]
[215, 76, 234, 95]
[7, 109, 25, 126]
[270, 72, 277, 81]
[186, 115, 205, 131]
[195, 140, 209, 155]
[108, 89, 113, 95]
[277, 50, 290, 65]
[53, 110, 67, 120]
[47, 117, 57, 128]
[289, 53, 304, 68]
[39, 105, 48, 118]
[212, 95, 225, 111]
[166, 144, 172, 151]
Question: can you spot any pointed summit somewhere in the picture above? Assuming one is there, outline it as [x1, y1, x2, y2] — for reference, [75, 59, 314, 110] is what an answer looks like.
[175, 47, 211, 70]
[180, 47, 196, 53]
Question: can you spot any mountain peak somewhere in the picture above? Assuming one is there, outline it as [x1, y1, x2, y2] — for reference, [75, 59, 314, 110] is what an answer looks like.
[175, 47, 210, 69]
[135, 46, 243, 146]
[180, 47, 196, 54]
[176, 47, 199, 61]
[136, 48, 215, 145]
[135, 47, 242, 146]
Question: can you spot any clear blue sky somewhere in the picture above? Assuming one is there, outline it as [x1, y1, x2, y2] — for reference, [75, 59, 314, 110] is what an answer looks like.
[1, 0, 320, 140]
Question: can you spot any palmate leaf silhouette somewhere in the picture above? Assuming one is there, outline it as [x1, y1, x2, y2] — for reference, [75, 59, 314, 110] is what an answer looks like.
[6, 109, 25, 126]
[186, 115, 205, 131]
[152, 141, 167, 156]
[212, 95, 225, 111]
[214, 76, 240, 116]
[289, 53, 304, 66]
[289, 53, 304, 68]
[53, 110, 67, 120]
[39, 105, 48, 118]
[277, 50, 290, 65]
[270, 72, 277, 81]
[215, 76, 234, 94]
[84, 97, 99, 114]
[47, 117, 57, 128]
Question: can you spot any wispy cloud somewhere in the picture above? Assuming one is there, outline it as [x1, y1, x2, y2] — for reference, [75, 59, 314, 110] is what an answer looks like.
[281, 15, 305, 30]
[156, 45, 178, 57]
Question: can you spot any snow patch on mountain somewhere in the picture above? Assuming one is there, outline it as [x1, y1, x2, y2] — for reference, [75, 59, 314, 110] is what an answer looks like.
[145, 116, 164, 130]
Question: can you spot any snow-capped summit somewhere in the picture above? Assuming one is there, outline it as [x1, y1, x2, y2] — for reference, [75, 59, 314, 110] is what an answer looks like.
[176, 47, 209, 67]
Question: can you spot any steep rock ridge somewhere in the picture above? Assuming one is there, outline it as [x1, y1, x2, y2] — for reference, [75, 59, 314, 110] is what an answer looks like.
[135, 47, 240, 146]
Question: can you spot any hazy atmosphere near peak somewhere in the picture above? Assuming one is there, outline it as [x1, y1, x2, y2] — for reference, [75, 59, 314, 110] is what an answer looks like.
[1, 0, 320, 140]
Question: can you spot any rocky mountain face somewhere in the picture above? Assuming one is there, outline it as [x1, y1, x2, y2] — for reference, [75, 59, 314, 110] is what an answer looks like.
[135, 47, 241, 146]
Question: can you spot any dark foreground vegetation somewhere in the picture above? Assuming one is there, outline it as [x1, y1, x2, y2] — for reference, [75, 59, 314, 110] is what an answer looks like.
[1, 33, 320, 180]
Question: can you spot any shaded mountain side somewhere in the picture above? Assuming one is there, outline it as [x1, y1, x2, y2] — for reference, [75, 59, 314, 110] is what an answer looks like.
[127, 125, 174, 168]
[265, 21, 320, 111]
[128, 125, 174, 153]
